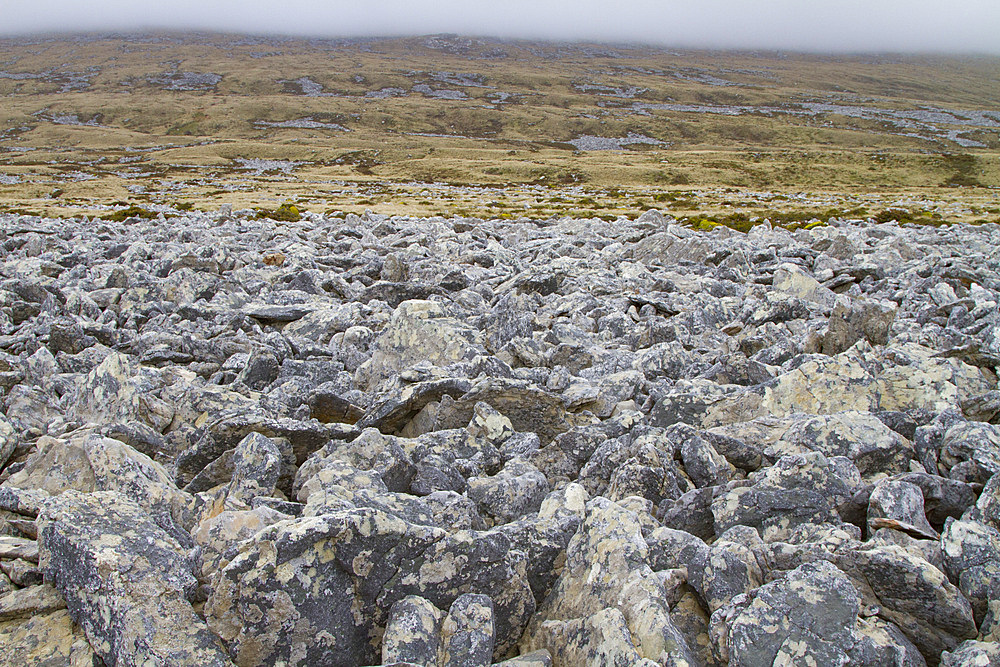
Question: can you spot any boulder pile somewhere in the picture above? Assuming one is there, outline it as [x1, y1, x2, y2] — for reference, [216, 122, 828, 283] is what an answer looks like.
[1, 207, 1000, 666]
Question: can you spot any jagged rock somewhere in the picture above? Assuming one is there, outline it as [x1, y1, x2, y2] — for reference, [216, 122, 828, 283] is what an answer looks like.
[205, 507, 534, 666]
[467, 458, 550, 526]
[192, 506, 291, 581]
[711, 559, 923, 666]
[941, 640, 1000, 666]
[837, 544, 977, 660]
[941, 518, 1000, 640]
[877, 343, 993, 414]
[711, 452, 857, 541]
[768, 411, 916, 478]
[0, 416, 17, 471]
[939, 420, 1000, 483]
[2, 208, 999, 666]
[491, 485, 586, 603]
[5, 432, 196, 537]
[223, 431, 282, 506]
[0, 584, 66, 621]
[38, 490, 232, 666]
[434, 378, 571, 445]
[771, 262, 837, 309]
[355, 300, 484, 391]
[766, 538, 978, 661]
[820, 296, 897, 354]
[524, 608, 660, 667]
[0, 608, 97, 666]
[761, 344, 879, 416]
[243, 303, 314, 323]
[492, 649, 553, 666]
[867, 479, 939, 540]
[440, 593, 495, 667]
[521, 497, 694, 665]
[382, 595, 444, 667]
[71, 351, 173, 431]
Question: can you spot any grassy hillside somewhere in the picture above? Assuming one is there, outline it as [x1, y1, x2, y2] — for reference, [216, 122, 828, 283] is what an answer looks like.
[1, 32, 998, 223]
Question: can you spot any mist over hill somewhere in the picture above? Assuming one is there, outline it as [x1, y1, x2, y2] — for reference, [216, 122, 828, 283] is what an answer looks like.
[5, 0, 1000, 55]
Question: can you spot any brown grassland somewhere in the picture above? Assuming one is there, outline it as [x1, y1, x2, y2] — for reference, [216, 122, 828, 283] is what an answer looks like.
[0, 32, 998, 227]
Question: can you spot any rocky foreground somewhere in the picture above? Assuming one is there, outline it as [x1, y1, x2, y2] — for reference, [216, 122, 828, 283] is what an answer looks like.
[1, 208, 999, 666]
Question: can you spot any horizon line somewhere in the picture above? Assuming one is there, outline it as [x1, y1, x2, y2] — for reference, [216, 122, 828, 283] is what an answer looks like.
[2, 28, 999, 59]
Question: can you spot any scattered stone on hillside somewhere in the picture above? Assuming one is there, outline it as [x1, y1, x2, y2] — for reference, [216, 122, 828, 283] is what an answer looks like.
[1, 209, 999, 664]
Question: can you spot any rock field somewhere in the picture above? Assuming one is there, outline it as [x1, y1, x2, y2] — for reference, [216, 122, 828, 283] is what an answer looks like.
[1, 207, 1000, 666]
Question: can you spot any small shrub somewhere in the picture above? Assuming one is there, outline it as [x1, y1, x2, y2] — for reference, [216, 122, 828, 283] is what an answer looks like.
[102, 205, 157, 222]
[255, 203, 301, 222]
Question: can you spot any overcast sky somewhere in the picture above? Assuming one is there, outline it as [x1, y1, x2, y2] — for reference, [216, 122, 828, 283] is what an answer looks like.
[5, 0, 1000, 54]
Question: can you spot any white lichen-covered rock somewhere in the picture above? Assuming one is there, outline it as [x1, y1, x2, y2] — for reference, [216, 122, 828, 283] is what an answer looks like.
[876, 343, 993, 414]
[711, 560, 924, 666]
[711, 452, 858, 541]
[5, 432, 196, 537]
[772, 263, 837, 310]
[205, 506, 533, 666]
[467, 458, 550, 526]
[37, 490, 233, 666]
[382, 595, 444, 666]
[941, 518, 1000, 641]
[768, 411, 916, 478]
[70, 351, 173, 431]
[0, 608, 97, 667]
[355, 300, 485, 391]
[521, 497, 695, 666]
[761, 343, 879, 417]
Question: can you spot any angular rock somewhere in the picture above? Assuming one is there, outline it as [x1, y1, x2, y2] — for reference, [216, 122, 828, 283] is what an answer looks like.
[521, 498, 694, 666]
[820, 296, 897, 354]
[769, 411, 916, 478]
[382, 595, 444, 667]
[206, 507, 533, 666]
[711, 559, 922, 667]
[0, 608, 97, 666]
[712, 452, 856, 541]
[38, 490, 232, 666]
[867, 479, 939, 540]
[467, 458, 550, 526]
[440, 593, 495, 667]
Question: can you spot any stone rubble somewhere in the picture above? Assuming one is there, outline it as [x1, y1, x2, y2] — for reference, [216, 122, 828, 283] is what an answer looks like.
[1, 208, 999, 665]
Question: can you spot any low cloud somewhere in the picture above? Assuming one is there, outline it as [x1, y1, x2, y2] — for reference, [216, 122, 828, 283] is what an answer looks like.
[5, 0, 1000, 55]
